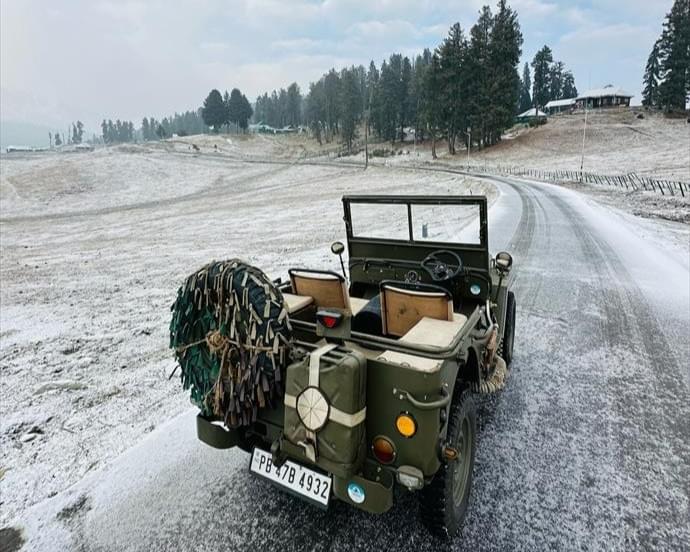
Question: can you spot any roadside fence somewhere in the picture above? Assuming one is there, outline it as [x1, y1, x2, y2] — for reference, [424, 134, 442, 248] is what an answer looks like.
[458, 164, 688, 197]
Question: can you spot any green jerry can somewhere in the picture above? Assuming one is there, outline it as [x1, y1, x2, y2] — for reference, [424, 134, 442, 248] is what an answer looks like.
[282, 344, 367, 478]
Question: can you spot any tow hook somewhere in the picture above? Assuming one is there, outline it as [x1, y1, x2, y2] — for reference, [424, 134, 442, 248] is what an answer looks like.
[271, 438, 286, 468]
[442, 444, 459, 462]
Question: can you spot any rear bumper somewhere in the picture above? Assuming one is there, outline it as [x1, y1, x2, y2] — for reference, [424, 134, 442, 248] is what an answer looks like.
[196, 414, 394, 514]
[196, 414, 243, 449]
[332, 469, 394, 514]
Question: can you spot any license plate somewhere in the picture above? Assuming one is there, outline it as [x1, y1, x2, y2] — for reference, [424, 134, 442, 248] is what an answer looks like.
[249, 447, 332, 507]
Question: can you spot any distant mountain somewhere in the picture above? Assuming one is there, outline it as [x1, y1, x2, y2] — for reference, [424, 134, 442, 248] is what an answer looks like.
[0, 120, 58, 150]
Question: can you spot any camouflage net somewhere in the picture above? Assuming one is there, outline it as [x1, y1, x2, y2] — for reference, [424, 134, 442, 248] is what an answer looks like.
[169, 260, 292, 428]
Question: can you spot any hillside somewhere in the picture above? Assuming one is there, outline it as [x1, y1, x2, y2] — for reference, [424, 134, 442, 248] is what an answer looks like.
[431, 109, 689, 182]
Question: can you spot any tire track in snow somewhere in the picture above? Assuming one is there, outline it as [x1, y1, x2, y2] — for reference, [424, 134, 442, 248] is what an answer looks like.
[543, 187, 690, 550]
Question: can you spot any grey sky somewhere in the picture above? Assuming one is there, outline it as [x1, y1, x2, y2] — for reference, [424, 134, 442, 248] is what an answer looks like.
[0, 0, 672, 131]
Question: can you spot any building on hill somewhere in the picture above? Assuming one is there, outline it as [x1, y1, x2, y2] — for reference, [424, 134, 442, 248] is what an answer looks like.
[544, 98, 576, 115]
[516, 108, 547, 124]
[576, 86, 633, 109]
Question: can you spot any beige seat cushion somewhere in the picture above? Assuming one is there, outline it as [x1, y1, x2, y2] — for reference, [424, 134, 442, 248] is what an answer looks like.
[282, 293, 314, 313]
[380, 285, 453, 337]
[349, 297, 369, 316]
[377, 314, 468, 373]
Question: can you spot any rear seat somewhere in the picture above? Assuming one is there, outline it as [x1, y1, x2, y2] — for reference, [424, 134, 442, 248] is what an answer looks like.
[282, 293, 369, 315]
[377, 314, 468, 373]
[283, 293, 314, 314]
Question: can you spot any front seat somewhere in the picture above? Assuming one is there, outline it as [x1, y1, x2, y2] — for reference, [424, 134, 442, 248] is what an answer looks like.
[379, 280, 454, 337]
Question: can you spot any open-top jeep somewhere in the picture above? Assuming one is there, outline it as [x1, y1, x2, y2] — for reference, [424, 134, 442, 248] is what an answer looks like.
[172, 195, 516, 537]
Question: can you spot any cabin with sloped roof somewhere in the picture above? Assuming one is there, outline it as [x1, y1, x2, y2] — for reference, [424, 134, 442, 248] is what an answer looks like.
[515, 108, 547, 124]
[576, 85, 633, 109]
[544, 98, 576, 115]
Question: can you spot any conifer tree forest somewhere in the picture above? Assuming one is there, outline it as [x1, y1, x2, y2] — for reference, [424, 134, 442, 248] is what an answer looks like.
[642, 0, 690, 112]
[104, 0, 596, 152]
[253, 0, 577, 155]
[267, 0, 529, 154]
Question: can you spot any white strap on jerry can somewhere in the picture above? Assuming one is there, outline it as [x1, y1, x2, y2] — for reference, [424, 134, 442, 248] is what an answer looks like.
[284, 343, 366, 462]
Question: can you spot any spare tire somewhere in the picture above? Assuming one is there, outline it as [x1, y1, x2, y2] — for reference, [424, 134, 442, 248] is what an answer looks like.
[169, 259, 292, 428]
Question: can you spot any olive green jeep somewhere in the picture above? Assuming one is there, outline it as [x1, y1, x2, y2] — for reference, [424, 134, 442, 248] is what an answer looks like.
[191, 195, 516, 537]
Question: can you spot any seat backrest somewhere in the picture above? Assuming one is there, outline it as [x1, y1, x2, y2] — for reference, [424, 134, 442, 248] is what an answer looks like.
[380, 281, 453, 337]
[289, 269, 351, 310]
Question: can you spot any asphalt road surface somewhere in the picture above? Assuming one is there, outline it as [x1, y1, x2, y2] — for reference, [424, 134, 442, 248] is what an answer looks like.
[12, 172, 690, 552]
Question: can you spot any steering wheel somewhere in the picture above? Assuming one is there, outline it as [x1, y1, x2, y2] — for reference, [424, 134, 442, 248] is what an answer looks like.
[421, 250, 464, 282]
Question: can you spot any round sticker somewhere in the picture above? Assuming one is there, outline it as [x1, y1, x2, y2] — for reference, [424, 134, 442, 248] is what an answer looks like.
[347, 482, 366, 504]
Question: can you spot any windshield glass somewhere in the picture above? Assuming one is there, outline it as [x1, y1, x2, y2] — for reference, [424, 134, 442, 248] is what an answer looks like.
[411, 204, 481, 244]
[349, 203, 409, 240]
[349, 200, 482, 245]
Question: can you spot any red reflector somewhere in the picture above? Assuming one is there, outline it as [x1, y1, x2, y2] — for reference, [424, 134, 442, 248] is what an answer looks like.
[322, 316, 339, 328]
[372, 437, 396, 464]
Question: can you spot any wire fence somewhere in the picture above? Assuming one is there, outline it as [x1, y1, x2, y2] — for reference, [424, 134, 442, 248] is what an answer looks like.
[296, 139, 689, 197]
[458, 164, 688, 197]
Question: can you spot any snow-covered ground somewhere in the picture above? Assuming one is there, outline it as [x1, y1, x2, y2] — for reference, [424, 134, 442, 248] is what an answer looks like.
[1, 134, 688, 551]
[0, 147, 490, 527]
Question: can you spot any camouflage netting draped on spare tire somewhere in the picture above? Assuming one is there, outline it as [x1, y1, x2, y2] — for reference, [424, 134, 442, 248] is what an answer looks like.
[169, 260, 292, 428]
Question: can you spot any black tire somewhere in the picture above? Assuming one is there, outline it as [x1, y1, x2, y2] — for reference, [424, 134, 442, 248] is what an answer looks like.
[419, 388, 477, 538]
[501, 291, 516, 366]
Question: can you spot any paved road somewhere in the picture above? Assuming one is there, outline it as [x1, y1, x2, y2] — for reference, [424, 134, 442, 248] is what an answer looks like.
[13, 175, 690, 551]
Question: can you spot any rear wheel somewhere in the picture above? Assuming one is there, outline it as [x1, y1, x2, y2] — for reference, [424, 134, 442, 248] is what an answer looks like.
[419, 388, 476, 538]
[501, 291, 516, 366]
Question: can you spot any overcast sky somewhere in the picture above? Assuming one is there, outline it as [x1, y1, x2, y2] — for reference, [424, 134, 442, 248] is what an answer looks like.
[0, 0, 673, 131]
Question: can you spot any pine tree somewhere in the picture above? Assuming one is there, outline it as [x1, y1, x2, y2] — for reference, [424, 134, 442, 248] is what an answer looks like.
[411, 50, 431, 140]
[379, 59, 399, 142]
[438, 23, 468, 154]
[223, 90, 231, 131]
[239, 94, 253, 131]
[323, 69, 340, 140]
[305, 80, 325, 144]
[518, 62, 532, 113]
[227, 88, 244, 131]
[642, 40, 663, 107]
[366, 61, 382, 139]
[465, 7, 493, 148]
[657, 0, 690, 112]
[202, 89, 227, 132]
[54, 132, 62, 146]
[561, 71, 578, 98]
[548, 61, 565, 100]
[422, 53, 444, 159]
[142, 117, 150, 141]
[531, 45, 553, 110]
[339, 67, 361, 152]
[74, 121, 84, 144]
[286, 83, 302, 127]
[488, 0, 523, 145]
[400, 56, 412, 140]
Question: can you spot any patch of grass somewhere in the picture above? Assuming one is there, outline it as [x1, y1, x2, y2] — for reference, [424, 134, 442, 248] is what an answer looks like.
[0, 527, 25, 552]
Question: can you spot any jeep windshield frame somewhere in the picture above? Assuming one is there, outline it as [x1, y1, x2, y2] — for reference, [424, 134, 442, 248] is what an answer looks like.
[342, 195, 490, 287]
